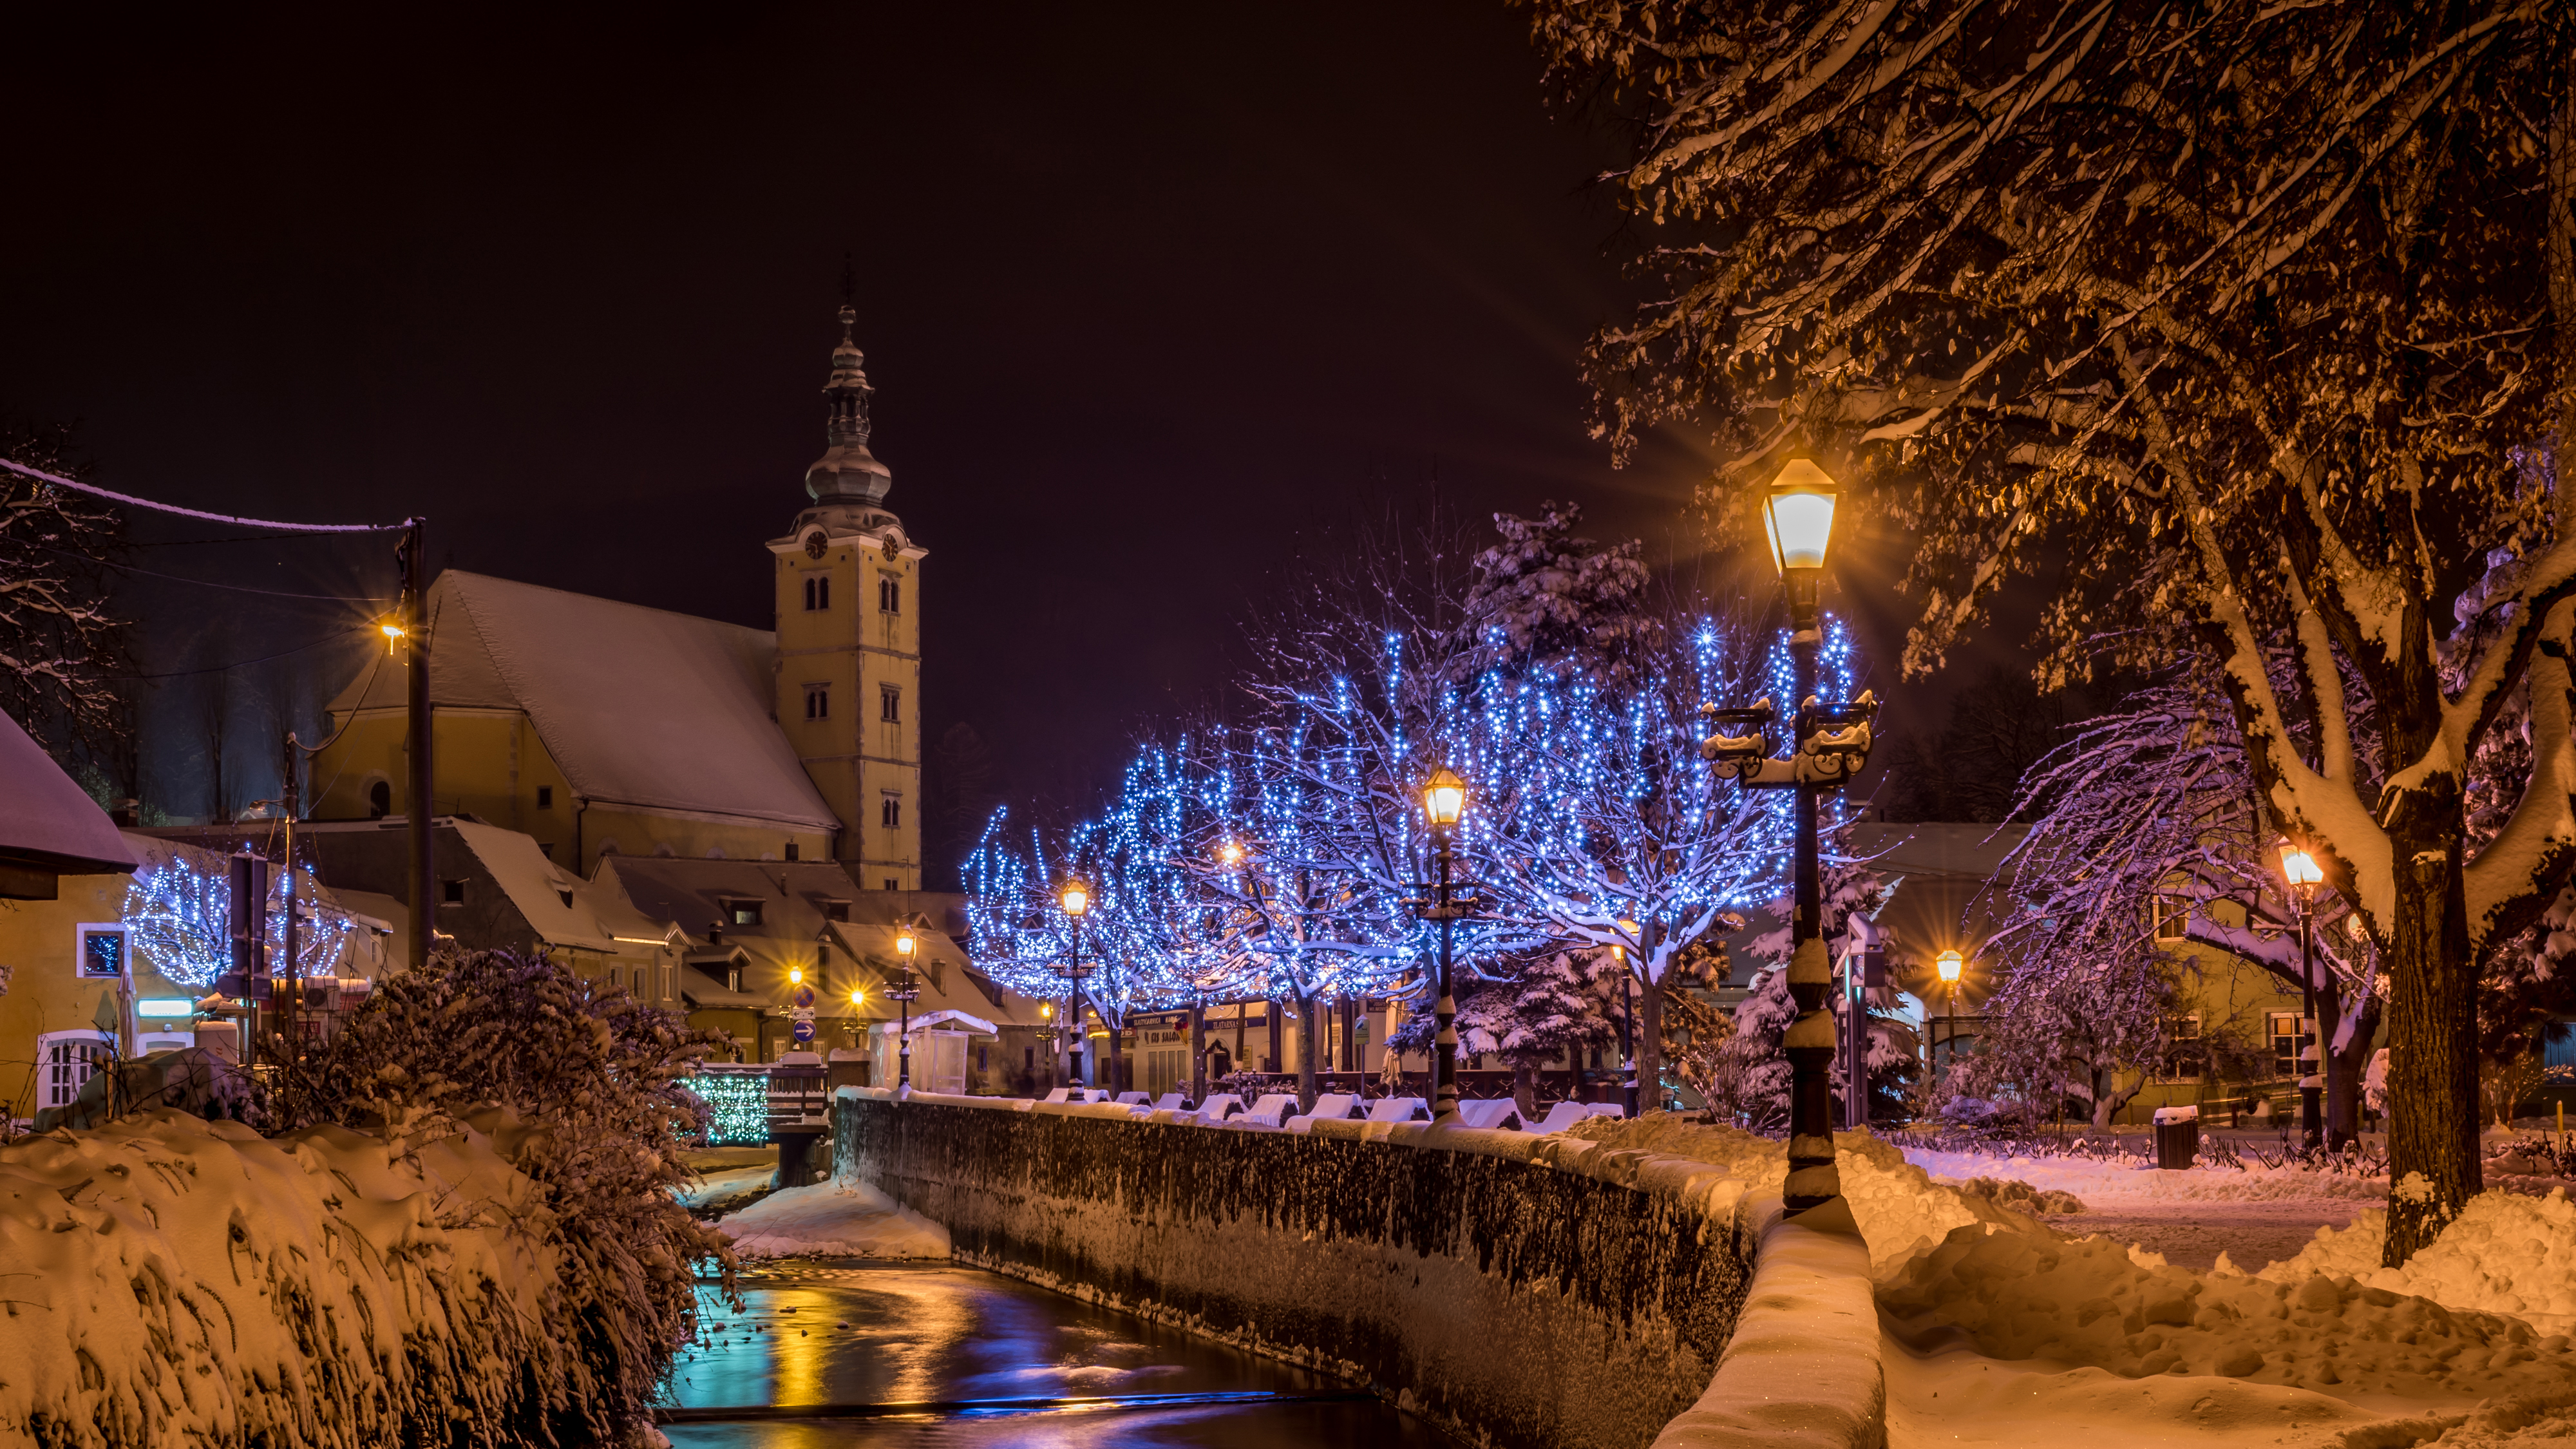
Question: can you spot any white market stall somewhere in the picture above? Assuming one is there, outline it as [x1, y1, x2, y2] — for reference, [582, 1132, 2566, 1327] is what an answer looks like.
[870, 1009, 996, 1095]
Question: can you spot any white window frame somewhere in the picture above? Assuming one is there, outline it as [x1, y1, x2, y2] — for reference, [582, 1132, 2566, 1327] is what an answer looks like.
[35, 1030, 114, 1112]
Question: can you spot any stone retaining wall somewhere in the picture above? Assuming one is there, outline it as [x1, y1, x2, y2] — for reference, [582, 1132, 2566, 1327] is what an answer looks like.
[833, 1090, 1759, 1449]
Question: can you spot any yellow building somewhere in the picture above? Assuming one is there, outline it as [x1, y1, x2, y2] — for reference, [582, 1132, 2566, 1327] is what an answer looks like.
[307, 305, 925, 884]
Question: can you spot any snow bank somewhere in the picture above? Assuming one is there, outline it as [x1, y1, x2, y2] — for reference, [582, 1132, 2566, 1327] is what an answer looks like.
[1905, 1146, 2387, 1205]
[2257, 1189, 2576, 1336]
[0, 1108, 580, 1447]
[717, 1173, 950, 1259]
[1879, 1220, 2576, 1400]
[1568, 1116, 2031, 1278]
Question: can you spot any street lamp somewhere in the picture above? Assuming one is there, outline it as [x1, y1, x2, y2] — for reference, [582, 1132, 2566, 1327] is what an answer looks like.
[1057, 879, 1094, 1090]
[2279, 841, 2325, 1150]
[1934, 949, 1964, 1076]
[1408, 767, 1473, 1122]
[889, 920, 922, 1090]
[1700, 457, 1875, 1215]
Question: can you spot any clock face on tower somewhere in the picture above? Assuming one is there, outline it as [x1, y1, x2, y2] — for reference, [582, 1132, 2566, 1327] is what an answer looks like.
[804, 530, 828, 560]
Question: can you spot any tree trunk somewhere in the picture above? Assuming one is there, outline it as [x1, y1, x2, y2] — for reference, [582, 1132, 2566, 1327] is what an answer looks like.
[1105, 1010, 1126, 1094]
[1189, 1002, 1206, 1104]
[1511, 1061, 1536, 1119]
[2382, 840, 2483, 1265]
[1294, 990, 1320, 1111]
[2321, 973, 2378, 1150]
[1636, 969, 1666, 1115]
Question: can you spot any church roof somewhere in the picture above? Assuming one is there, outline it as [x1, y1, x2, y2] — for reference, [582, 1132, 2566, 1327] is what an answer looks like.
[327, 571, 839, 832]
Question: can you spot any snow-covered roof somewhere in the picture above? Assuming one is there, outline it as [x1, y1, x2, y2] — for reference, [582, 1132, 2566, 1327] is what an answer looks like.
[0, 707, 137, 883]
[444, 818, 672, 956]
[871, 1009, 998, 1037]
[326, 571, 838, 831]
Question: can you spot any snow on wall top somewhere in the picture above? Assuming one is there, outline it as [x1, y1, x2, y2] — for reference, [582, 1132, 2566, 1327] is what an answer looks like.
[0, 706, 136, 876]
[333, 571, 839, 831]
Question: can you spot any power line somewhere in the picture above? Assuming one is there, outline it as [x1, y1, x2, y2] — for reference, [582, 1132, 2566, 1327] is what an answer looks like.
[1, 455, 412, 535]
[30, 541, 395, 603]
[101, 625, 377, 681]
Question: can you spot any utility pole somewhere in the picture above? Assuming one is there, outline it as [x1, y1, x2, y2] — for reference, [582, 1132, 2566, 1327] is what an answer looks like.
[280, 733, 300, 1054]
[401, 520, 433, 969]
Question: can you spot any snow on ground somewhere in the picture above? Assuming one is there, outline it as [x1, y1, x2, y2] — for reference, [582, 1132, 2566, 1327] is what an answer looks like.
[678, 1164, 776, 1215]
[716, 1173, 951, 1260]
[2258, 1190, 2576, 1338]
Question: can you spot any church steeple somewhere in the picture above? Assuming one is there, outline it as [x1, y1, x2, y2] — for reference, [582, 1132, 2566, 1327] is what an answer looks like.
[804, 305, 893, 508]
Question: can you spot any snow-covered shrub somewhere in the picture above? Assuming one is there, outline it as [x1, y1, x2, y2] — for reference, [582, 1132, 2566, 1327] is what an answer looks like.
[277, 947, 736, 1439]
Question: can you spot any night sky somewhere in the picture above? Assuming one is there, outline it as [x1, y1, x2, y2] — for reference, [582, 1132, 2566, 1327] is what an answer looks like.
[4, 3, 1944, 855]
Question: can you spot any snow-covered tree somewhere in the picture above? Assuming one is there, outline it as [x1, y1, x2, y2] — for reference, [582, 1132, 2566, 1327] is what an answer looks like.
[0, 423, 128, 768]
[1525, 0, 2572, 1260]
[123, 850, 370, 989]
[1996, 667, 2382, 1139]
[1459, 502, 1660, 688]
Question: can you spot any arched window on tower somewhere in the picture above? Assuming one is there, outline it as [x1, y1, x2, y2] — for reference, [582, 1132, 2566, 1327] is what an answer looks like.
[880, 795, 901, 829]
[803, 575, 830, 611]
[879, 576, 900, 614]
[368, 780, 391, 819]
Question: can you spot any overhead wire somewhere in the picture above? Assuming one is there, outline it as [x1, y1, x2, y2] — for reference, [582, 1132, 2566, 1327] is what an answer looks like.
[30, 541, 397, 603]
[0, 455, 413, 534]
[99, 624, 379, 681]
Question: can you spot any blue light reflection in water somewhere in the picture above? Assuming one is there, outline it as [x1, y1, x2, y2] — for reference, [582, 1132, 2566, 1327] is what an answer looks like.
[661, 1262, 1458, 1448]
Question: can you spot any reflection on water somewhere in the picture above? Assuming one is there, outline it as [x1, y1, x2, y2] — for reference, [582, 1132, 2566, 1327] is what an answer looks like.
[661, 1262, 1457, 1448]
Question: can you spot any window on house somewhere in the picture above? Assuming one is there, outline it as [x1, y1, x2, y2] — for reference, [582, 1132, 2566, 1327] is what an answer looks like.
[368, 781, 391, 819]
[2268, 1012, 2306, 1078]
[804, 574, 830, 611]
[880, 796, 901, 829]
[2159, 1013, 2204, 1083]
[728, 900, 763, 927]
[441, 879, 466, 905]
[805, 685, 829, 721]
[880, 685, 900, 723]
[728, 967, 744, 992]
[784, 842, 799, 862]
[2154, 896, 2188, 940]
[536, 785, 553, 809]
[823, 900, 850, 922]
[879, 576, 900, 614]
[536, 842, 554, 862]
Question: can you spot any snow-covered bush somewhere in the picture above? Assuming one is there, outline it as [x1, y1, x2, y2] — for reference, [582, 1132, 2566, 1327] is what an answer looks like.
[277, 947, 735, 1439]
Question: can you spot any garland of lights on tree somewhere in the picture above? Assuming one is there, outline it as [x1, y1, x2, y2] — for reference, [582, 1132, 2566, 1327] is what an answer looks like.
[120, 852, 363, 989]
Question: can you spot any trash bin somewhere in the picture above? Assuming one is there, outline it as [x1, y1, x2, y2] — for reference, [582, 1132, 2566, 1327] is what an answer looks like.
[2152, 1104, 2200, 1170]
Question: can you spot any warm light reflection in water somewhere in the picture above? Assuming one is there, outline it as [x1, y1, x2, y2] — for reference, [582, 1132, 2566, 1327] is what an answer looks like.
[663, 1263, 1456, 1447]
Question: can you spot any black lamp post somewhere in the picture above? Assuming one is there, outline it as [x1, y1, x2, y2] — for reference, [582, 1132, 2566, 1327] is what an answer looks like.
[1935, 949, 1964, 1078]
[2279, 842, 2324, 1150]
[1057, 879, 1092, 1089]
[1409, 767, 1470, 1122]
[1701, 459, 1877, 1214]
[891, 920, 922, 1090]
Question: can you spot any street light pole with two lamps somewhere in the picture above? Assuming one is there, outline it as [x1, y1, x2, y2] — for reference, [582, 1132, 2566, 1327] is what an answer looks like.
[1701, 459, 1878, 1213]
[1057, 880, 1093, 1090]
[1409, 767, 1472, 1122]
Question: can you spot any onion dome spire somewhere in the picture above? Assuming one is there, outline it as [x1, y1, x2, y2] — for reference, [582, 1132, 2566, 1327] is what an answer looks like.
[804, 304, 892, 506]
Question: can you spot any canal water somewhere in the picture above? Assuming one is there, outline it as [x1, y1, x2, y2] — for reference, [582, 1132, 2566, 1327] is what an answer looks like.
[659, 1261, 1461, 1447]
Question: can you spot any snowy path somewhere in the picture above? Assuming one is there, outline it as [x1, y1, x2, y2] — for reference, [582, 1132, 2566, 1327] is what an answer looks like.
[1904, 1146, 2382, 1272]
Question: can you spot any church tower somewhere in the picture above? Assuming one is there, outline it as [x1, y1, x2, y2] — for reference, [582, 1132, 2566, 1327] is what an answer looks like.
[770, 307, 924, 887]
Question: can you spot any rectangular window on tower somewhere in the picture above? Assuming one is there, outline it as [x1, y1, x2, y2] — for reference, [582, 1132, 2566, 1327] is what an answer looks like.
[880, 686, 900, 723]
[881, 795, 902, 829]
[804, 685, 829, 721]
[803, 575, 829, 611]
[879, 576, 901, 614]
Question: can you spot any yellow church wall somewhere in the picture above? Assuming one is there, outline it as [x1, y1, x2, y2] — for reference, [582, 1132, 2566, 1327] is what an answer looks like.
[310, 707, 833, 876]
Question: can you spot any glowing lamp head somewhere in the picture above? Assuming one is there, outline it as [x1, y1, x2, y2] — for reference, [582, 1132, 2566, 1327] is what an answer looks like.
[2279, 842, 2325, 889]
[379, 618, 407, 654]
[1761, 459, 1841, 576]
[1059, 880, 1090, 918]
[1218, 839, 1244, 866]
[848, 989, 866, 1008]
[1040, 1001, 1054, 1021]
[1936, 949, 1964, 985]
[1422, 767, 1466, 828]
[895, 926, 916, 957]
[788, 965, 804, 985]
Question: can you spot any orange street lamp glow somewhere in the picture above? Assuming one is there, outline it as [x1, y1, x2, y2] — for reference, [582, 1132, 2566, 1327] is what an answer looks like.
[1422, 767, 1466, 828]
[2279, 842, 2325, 889]
[1936, 949, 1964, 985]
[1060, 880, 1091, 918]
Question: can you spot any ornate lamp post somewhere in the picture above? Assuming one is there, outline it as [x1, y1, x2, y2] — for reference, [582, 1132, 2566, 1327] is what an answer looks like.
[1933, 949, 1964, 1076]
[1057, 879, 1093, 1089]
[890, 920, 922, 1090]
[1408, 766, 1472, 1122]
[1701, 459, 1877, 1214]
[2278, 842, 2325, 1150]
